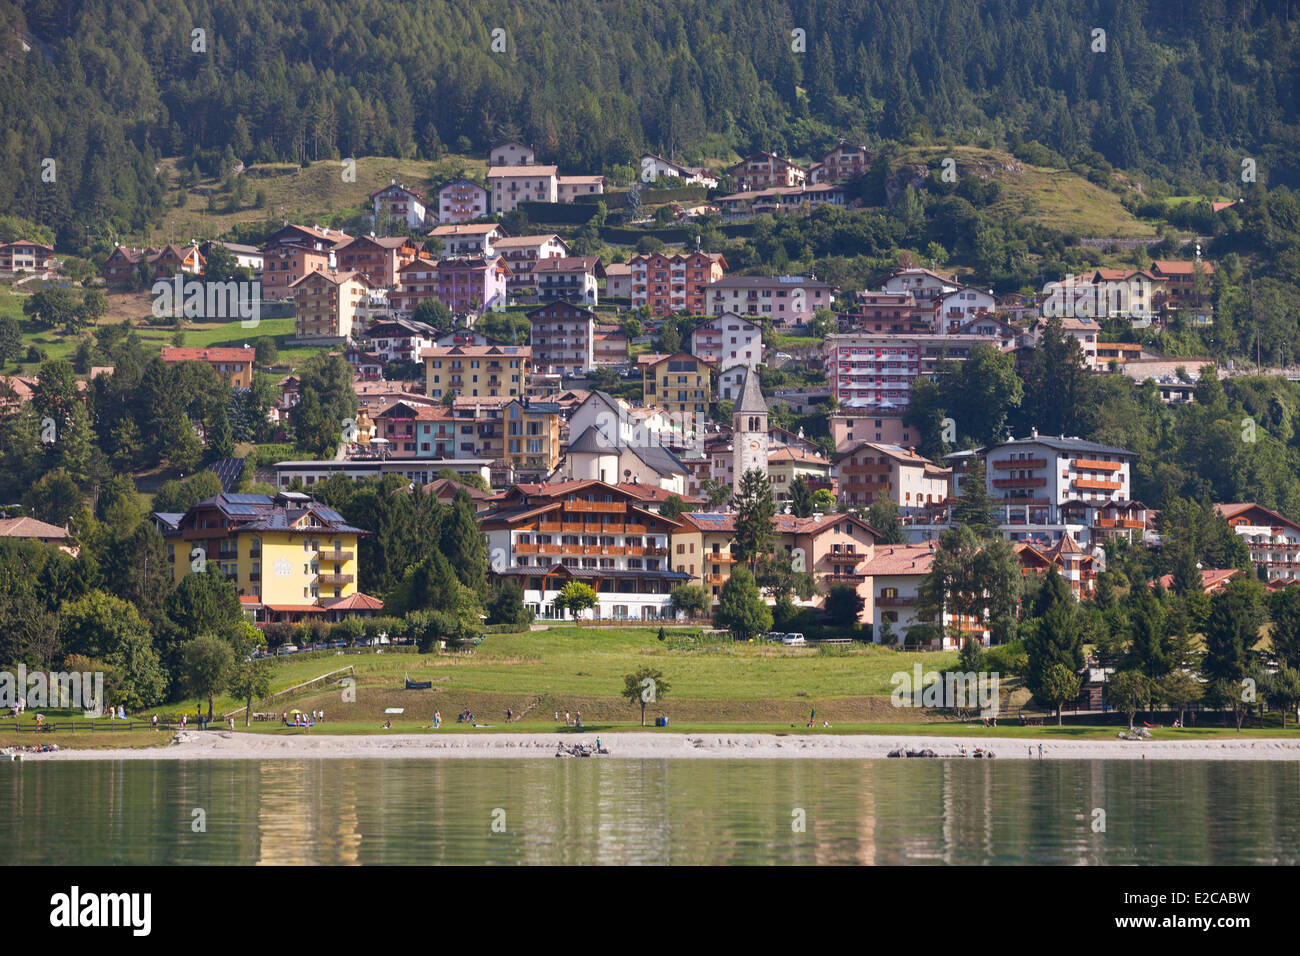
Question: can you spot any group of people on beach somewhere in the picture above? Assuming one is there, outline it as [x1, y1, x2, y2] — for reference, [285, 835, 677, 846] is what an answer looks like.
[282, 710, 322, 727]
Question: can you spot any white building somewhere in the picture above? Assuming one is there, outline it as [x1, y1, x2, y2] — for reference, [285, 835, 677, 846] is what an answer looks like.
[488, 165, 559, 213]
[490, 141, 536, 166]
[704, 275, 835, 324]
[691, 313, 763, 402]
[556, 175, 605, 203]
[493, 234, 570, 293]
[937, 286, 998, 329]
[880, 268, 960, 301]
[639, 154, 719, 188]
[859, 541, 988, 649]
[980, 433, 1135, 527]
[428, 223, 505, 259]
[370, 182, 428, 231]
[1214, 503, 1300, 584]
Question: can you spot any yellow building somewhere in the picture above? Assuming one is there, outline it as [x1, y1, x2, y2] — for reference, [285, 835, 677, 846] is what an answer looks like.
[642, 352, 714, 420]
[502, 397, 562, 481]
[422, 344, 531, 399]
[156, 491, 377, 626]
[671, 511, 877, 616]
[291, 269, 371, 343]
[768, 446, 833, 502]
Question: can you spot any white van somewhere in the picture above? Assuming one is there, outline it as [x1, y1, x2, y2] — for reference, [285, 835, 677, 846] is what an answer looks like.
[781, 633, 806, 647]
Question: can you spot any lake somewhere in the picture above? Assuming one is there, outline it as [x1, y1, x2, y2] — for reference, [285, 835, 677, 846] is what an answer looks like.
[4, 758, 1297, 865]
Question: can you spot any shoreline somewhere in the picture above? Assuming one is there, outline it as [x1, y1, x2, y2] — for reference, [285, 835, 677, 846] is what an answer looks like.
[15, 730, 1300, 761]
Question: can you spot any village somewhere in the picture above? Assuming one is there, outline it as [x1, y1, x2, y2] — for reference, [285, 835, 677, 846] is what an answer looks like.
[0, 143, 1268, 637]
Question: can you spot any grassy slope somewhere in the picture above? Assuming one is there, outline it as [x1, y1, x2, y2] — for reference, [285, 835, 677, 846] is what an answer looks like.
[151, 155, 488, 244]
[898, 145, 1158, 239]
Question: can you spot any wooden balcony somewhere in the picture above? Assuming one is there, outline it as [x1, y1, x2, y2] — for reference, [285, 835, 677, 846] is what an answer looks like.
[1074, 478, 1122, 492]
[1072, 459, 1122, 472]
[992, 458, 1046, 470]
[565, 500, 626, 514]
[317, 549, 353, 562]
[993, 476, 1047, 488]
[317, 573, 354, 585]
[875, 595, 916, 606]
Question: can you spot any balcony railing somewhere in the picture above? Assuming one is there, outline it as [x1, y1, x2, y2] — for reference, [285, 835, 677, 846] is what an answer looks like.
[992, 458, 1046, 470]
[993, 477, 1047, 488]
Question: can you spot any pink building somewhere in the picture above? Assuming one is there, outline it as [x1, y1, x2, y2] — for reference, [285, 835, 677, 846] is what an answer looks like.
[435, 256, 512, 313]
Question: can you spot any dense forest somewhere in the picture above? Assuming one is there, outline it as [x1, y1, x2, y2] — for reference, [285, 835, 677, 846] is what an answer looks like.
[3, 0, 1300, 248]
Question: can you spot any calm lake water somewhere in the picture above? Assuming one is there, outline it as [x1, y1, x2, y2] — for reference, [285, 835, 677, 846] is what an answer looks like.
[4, 759, 1298, 865]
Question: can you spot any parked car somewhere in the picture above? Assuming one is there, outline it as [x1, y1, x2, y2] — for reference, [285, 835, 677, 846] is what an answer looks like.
[278, 644, 299, 654]
[781, 633, 806, 647]
[765, 631, 785, 643]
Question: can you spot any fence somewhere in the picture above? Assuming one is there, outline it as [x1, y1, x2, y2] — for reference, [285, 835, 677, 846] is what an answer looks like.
[223, 665, 355, 718]
[8, 719, 196, 733]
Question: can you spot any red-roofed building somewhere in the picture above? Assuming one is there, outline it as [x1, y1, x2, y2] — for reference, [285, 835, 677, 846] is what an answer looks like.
[1153, 568, 1241, 595]
[261, 224, 351, 298]
[161, 345, 256, 388]
[0, 240, 54, 273]
[479, 480, 689, 620]
[369, 400, 456, 458]
[335, 234, 421, 288]
[1213, 503, 1300, 584]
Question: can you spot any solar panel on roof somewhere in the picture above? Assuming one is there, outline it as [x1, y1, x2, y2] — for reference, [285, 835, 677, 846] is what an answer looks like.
[224, 493, 270, 504]
[224, 504, 258, 515]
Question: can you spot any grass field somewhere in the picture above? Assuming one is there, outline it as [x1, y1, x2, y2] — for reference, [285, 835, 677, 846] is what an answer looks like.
[6, 625, 1297, 746]
[3, 285, 325, 376]
[128, 625, 1300, 738]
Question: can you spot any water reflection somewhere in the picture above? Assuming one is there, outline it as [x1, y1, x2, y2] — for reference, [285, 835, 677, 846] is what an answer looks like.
[2, 759, 1296, 865]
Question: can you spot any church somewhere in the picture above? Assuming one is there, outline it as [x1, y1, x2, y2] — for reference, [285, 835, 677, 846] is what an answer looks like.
[732, 367, 768, 495]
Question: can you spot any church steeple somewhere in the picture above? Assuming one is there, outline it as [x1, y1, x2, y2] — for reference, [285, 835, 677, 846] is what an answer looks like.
[732, 368, 768, 496]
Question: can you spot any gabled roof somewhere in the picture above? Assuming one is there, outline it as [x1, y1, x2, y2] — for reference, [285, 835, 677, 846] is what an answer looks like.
[487, 165, 558, 177]
[859, 541, 939, 576]
[564, 424, 690, 478]
[429, 223, 503, 237]
[0, 516, 69, 539]
[1214, 502, 1300, 533]
[161, 346, 255, 363]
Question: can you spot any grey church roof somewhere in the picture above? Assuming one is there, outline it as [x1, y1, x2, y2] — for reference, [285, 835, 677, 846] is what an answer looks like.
[734, 367, 767, 416]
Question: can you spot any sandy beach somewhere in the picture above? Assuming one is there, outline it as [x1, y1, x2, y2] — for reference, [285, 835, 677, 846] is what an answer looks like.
[14, 730, 1300, 761]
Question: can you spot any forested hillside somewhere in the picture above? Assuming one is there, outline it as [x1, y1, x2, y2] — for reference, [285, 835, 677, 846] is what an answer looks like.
[2, 0, 1299, 248]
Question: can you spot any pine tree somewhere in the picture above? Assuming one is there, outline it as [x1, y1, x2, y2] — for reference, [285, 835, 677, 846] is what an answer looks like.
[733, 468, 775, 568]
[952, 458, 997, 537]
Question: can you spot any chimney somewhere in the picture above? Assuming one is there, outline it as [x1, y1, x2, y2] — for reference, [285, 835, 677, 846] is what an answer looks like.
[1030, 427, 1038, 439]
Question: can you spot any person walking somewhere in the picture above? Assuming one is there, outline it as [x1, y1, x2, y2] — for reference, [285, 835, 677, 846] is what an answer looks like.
[152, 714, 158, 731]
[507, 707, 513, 722]
[228, 716, 235, 731]
[565, 711, 571, 727]
[576, 710, 582, 728]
